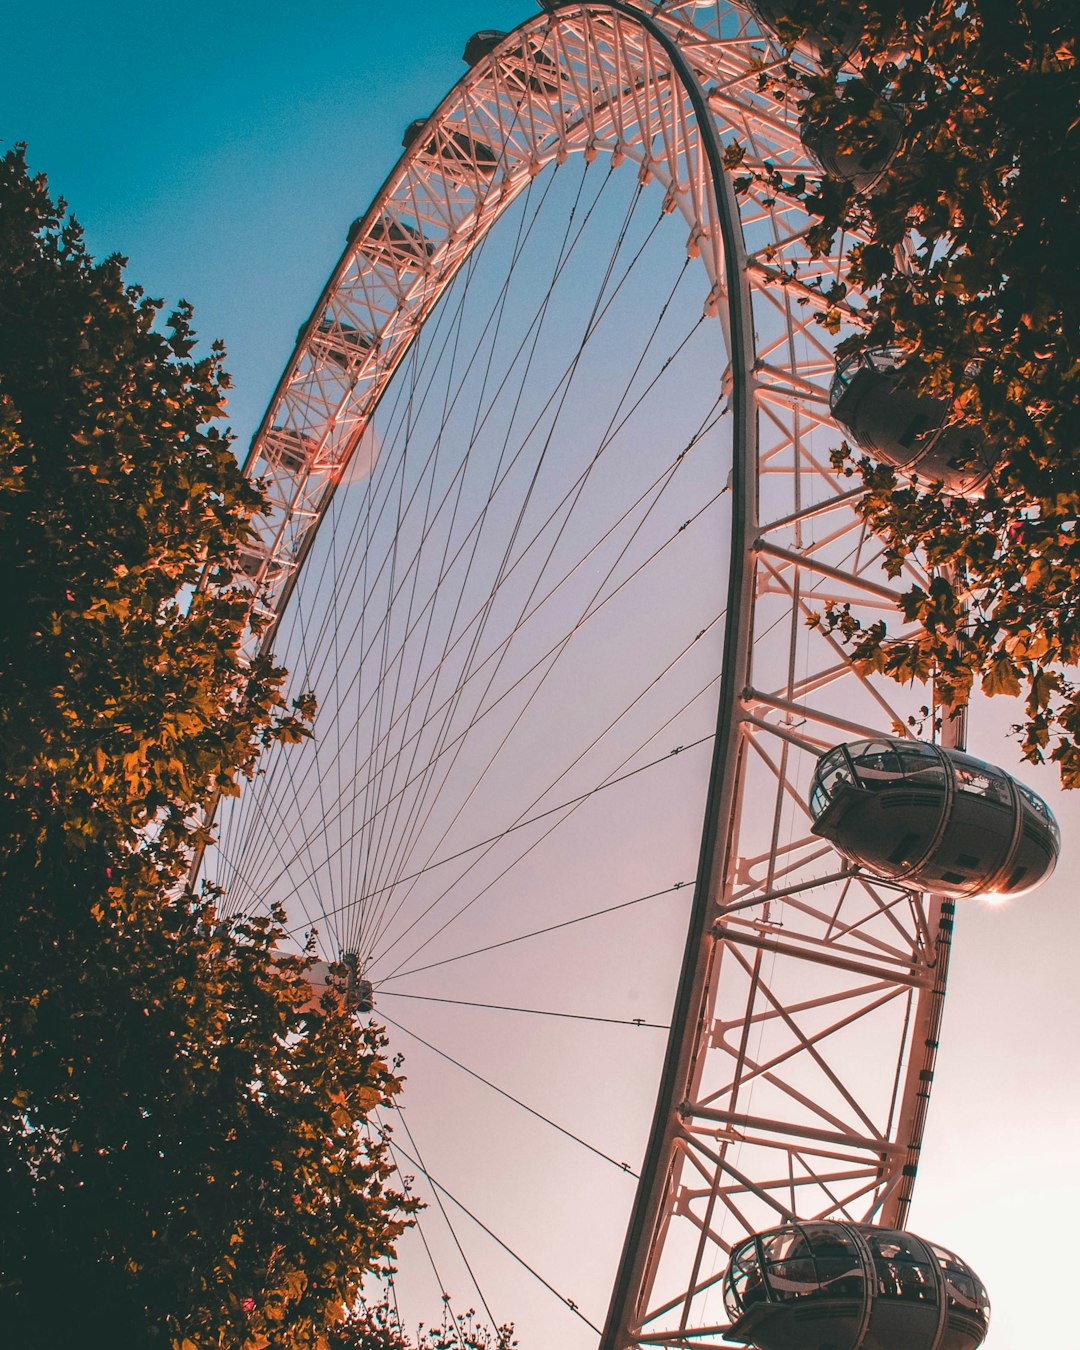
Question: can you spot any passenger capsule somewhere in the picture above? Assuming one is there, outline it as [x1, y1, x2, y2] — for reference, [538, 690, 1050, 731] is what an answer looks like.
[723, 1221, 989, 1350]
[830, 347, 997, 497]
[402, 118, 499, 177]
[801, 93, 905, 193]
[463, 30, 507, 67]
[744, 0, 864, 64]
[462, 28, 563, 94]
[809, 738, 1059, 899]
[310, 319, 378, 371]
[347, 214, 435, 267]
[265, 427, 316, 474]
[235, 543, 288, 587]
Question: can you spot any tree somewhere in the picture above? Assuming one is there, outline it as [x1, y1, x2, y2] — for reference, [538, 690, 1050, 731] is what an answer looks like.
[0, 145, 413, 1348]
[745, 0, 1080, 779]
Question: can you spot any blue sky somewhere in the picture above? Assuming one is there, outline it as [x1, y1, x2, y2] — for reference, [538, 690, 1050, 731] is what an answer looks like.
[4, 5, 1078, 1348]
[4, 0, 534, 441]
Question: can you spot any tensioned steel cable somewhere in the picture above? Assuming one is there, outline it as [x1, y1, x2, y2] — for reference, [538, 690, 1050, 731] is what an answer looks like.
[234, 384, 729, 931]
[252, 464, 729, 950]
[243, 182, 696, 928]
[277, 730, 713, 941]
[381, 990, 669, 1030]
[224, 290, 723, 928]
[383, 1013, 638, 1176]
[349, 164, 642, 942]
[333, 370, 726, 948]
[352, 416, 708, 960]
[378, 1121, 479, 1349]
[353, 258, 709, 955]
[243, 160, 611, 835]
[209, 174, 734, 1279]
[216, 160, 629, 918]
[367, 598, 728, 978]
[214, 157, 568, 896]
[384, 1107, 502, 1344]
[387, 1135, 602, 1335]
[357, 242, 703, 906]
[382, 879, 691, 984]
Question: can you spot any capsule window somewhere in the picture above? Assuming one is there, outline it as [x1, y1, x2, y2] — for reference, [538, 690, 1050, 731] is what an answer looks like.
[867, 349, 904, 376]
[762, 1228, 810, 1263]
[811, 747, 855, 817]
[765, 1256, 817, 1302]
[850, 740, 903, 785]
[1018, 781, 1059, 843]
[870, 1232, 937, 1305]
[762, 1229, 816, 1304]
[803, 1225, 864, 1297]
[931, 1244, 987, 1316]
[725, 1238, 767, 1318]
[944, 1268, 979, 1311]
[953, 764, 1011, 805]
[894, 741, 943, 779]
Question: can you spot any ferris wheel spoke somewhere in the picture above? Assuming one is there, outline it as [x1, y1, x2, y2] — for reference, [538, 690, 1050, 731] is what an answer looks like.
[387, 1128, 604, 1336]
[369, 729, 717, 982]
[380, 1114, 504, 1337]
[247, 182, 675, 896]
[261, 430, 728, 941]
[380, 989, 670, 1030]
[379, 878, 692, 985]
[352, 200, 684, 918]
[384, 1013, 638, 1176]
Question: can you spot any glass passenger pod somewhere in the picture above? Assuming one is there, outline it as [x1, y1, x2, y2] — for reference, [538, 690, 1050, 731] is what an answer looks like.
[462, 28, 564, 95]
[800, 93, 906, 194]
[463, 30, 507, 67]
[265, 426, 318, 475]
[808, 737, 1059, 899]
[307, 318, 378, 373]
[722, 1221, 989, 1350]
[301, 955, 374, 1015]
[346, 214, 436, 269]
[744, 0, 865, 65]
[402, 117, 499, 180]
[829, 347, 997, 497]
[235, 543, 289, 588]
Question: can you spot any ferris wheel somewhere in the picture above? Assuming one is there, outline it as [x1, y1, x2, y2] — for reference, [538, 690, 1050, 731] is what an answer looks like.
[201, 4, 1053, 1347]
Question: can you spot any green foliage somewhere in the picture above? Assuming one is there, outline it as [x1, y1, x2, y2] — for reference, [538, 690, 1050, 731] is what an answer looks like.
[747, 2, 1080, 781]
[0, 145, 414, 1347]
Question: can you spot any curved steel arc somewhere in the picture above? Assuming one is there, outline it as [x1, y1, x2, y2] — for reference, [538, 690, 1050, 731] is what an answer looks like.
[228, 10, 733, 657]
[572, 7, 758, 1350]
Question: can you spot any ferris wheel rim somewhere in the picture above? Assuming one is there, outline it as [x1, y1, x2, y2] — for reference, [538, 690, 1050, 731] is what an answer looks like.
[204, 6, 956, 1348]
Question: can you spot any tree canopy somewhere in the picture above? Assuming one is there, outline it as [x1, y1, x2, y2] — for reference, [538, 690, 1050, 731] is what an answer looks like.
[0, 145, 413, 1348]
[747, 0, 1080, 779]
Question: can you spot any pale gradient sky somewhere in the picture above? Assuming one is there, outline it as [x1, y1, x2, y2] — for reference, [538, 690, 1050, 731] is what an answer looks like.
[4, 4, 1077, 1348]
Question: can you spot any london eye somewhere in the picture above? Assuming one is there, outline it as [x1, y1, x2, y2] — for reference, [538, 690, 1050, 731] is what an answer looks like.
[195, 4, 1059, 1347]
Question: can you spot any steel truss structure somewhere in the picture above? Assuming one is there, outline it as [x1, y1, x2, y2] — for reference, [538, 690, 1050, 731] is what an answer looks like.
[207, 4, 959, 1347]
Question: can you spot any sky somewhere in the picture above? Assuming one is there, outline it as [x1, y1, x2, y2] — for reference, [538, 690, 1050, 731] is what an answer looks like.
[4, 3, 1078, 1348]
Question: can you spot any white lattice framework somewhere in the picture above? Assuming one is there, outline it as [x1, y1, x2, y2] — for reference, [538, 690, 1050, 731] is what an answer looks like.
[210, 4, 957, 1347]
